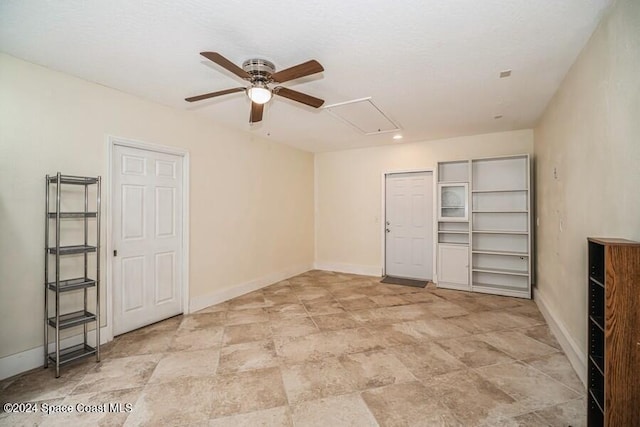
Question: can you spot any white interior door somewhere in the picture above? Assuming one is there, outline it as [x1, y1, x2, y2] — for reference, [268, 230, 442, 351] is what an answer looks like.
[112, 145, 183, 335]
[385, 172, 434, 280]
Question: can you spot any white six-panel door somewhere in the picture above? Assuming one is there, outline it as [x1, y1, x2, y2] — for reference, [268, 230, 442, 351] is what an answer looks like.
[112, 145, 183, 335]
[385, 172, 434, 280]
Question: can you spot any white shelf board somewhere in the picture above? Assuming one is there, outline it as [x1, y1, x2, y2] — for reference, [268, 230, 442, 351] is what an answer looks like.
[438, 231, 468, 234]
[472, 210, 528, 213]
[472, 267, 529, 276]
[472, 230, 528, 235]
[472, 249, 529, 257]
[471, 283, 531, 299]
[472, 189, 527, 193]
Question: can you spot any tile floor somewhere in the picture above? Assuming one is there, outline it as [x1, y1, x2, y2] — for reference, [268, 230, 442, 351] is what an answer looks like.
[0, 270, 586, 426]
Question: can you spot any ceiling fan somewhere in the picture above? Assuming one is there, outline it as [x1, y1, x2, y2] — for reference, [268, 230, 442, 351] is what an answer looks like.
[185, 52, 325, 123]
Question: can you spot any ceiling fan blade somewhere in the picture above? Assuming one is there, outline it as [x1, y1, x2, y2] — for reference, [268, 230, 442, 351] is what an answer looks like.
[250, 102, 264, 123]
[274, 87, 324, 108]
[185, 87, 245, 102]
[271, 60, 324, 83]
[200, 52, 251, 79]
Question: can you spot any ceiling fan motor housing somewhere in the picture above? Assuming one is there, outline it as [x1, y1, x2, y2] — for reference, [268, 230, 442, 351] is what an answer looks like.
[242, 59, 276, 82]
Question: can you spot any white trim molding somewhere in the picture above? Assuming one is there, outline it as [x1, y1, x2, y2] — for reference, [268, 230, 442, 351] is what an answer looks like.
[313, 262, 382, 277]
[0, 327, 110, 381]
[190, 264, 313, 313]
[534, 288, 587, 386]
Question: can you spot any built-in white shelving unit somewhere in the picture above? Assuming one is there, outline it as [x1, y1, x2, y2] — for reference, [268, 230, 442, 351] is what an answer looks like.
[436, 154, 532, 299]
[470, 155, 531, 298]
[436, 161, 470, 290]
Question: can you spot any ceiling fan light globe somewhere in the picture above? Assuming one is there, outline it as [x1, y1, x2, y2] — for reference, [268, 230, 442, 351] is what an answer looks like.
[247, 87, 272, 104]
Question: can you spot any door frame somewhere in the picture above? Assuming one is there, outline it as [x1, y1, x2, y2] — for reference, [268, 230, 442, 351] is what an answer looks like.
[380, 168, 437, 280]
[105, 135, 190, 341]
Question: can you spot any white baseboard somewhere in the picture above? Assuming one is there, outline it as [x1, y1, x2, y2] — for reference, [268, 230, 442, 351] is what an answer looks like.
[534, 288, 587, 386]
[0, 326, 110, 381]
[313, 262, 382, 277]
[189, 263, 313, 313]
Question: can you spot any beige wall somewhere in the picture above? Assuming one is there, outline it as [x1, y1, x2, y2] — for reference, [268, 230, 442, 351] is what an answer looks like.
[0, 54, 314, 359]
[315, 130, 533, 273]
[534, 0, 640, 363]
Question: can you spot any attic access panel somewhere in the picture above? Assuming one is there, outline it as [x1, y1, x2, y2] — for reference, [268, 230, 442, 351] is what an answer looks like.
[324, 98, 400, 135]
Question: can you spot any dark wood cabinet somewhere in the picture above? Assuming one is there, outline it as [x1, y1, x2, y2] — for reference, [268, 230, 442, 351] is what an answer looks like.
[587, 237, 640, 427]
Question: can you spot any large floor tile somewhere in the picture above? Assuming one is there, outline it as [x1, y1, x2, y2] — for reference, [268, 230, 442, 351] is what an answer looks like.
[217, 340, 279, 374]
[475, 361, 581, 413]
[210, 406, 293, 427]
[222, 322, 272, 346]
[302, 299, 345, 316]
[505, 302, 547, 324]
[534, 398, 586, 427]
[400, 292, 444, 304]
[448, 311, 539, 335]
[225, 308, 270, 326]
[368, 295, 411, 307]
[475, 294, 524, 310]
[274, 332, 337, 363]
[425, 300, 470, 318]
[476, 331, 558, 360]
[338, 349, 415, 390]
[523, 353, 585, 393]
[421, 369, 519, 424]
[227, 292, 268, 311]
[108, 328, 175, 358]
[364, 322, 423, 347]
[72, 354, 160, 395]
[435, 336, 514, 368]
[390, 342, 466, 379]
[179, 312, 227, 331]
[269, 317, 318, 338]
[0, 361, 91, 403]
[291, 393, 378, 427]
[274, 328, 382, 364]
[294, 287, 333, 301]
[383, 304, 436, 322]
[264, 294, 300, 307]
[211, 367, 288, 418]
[124, 377, 215, 426]
[361, 381, 462, 426]
[518, 325, 562, 350]
[267, 303, 308, 319]
[195, 302, 229, 314]
[350, 304, 435, 326]
[396, 318, 470, 340]
[312, 313, 360, 331]
[280, 358, 357, 404]
[169, 325, 224, 352]
[149, 348, 219, 383]
[336, 296, 380, 311]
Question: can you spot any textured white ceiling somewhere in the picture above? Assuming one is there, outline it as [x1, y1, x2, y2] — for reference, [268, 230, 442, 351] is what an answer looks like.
[0, 0, 611, 152]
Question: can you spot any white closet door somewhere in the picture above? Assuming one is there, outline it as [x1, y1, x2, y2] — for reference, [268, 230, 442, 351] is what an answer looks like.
[112, 145, 183, 335]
